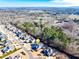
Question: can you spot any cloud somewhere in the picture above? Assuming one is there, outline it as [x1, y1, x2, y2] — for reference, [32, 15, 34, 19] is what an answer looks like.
[65, 0, 79, 6]
[48, 0, 71, 7]
[49, 0, 79, 6]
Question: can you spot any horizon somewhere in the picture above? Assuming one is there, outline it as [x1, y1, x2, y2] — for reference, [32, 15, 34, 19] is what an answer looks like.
[0, 0, 79, 7]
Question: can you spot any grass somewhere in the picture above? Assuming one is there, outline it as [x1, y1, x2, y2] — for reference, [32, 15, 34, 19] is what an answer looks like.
[0, 48, 20, 59]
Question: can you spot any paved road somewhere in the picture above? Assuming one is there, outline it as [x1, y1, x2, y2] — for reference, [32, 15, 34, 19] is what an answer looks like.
[0, 25, 40, 59]
[15, 38, 39, 59]
[5, 24, 79, 59]
[28, 33, 79, 59]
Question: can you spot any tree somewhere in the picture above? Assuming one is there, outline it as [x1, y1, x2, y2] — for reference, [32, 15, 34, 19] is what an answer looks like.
[42, 26, 70, 48]
[37, 17, 43, 31]
[20, 22, 36, 34]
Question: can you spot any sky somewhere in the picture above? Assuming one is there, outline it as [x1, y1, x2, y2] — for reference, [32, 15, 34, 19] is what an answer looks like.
[0, 0, 79, 7]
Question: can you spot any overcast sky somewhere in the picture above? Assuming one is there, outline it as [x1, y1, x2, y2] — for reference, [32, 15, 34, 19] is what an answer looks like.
[0, 0, 79, 7]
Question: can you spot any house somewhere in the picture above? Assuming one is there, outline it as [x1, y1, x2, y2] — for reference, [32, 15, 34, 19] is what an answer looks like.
[4, 40, 12, 46]
[15, 30, 22, 37]
[14, 54, 21, 59]
[42, 47, 53, 56]
[26, 36, 35, 43]
[19, 33, 26, 40]
[0, 33, 7, 41]
[31, 43, 43, 51]
[5, 56, 12, 59]
[31, 44, 39, 51]
[1, 45, 15, 54]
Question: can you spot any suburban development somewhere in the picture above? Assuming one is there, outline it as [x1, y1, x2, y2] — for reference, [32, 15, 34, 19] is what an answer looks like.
[0, 7, 79, 59]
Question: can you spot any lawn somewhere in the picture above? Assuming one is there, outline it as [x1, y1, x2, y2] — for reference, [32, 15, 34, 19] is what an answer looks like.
[0, 48, 20, 59]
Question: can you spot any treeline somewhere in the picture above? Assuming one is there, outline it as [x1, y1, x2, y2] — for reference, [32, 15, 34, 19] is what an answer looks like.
[18, 22, 71, 50]
[42, 26, 71, 49]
